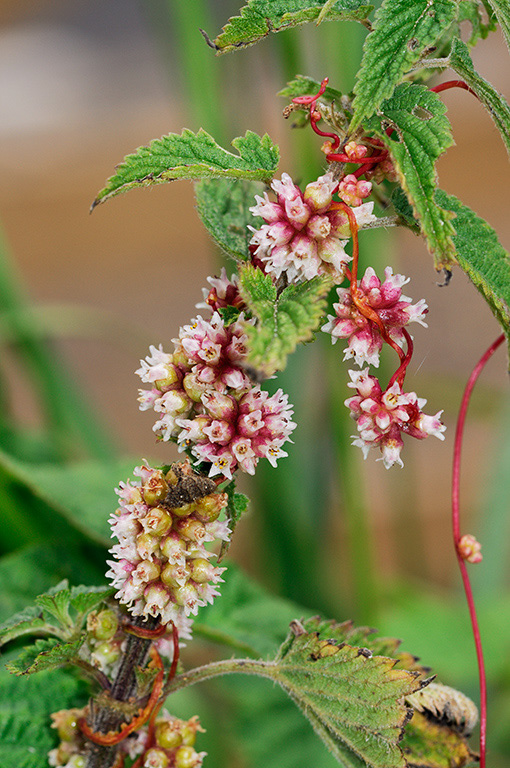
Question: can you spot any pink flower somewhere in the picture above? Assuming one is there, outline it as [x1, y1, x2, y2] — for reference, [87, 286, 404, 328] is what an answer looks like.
[322, 266, 428, 367]
[345, 369, 446, 468]
[458, 534, 483, 563]
[196, 268, 244, 313]
[337, 174, 372, 207]
[177, 387, 296, 479]
[249, 172, 376, 283]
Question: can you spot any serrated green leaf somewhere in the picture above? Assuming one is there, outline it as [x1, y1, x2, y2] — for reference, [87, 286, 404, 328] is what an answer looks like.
[268, 625, 422, 768]
[486, 0, 510, 52]
[449, 37, 510, 158]
[70, 585, 114, 616]
[195, 178, 265, 260]
[391, 186, 419, 229]
[435, 189, 510, 339]
[218, 483, 250, 561]
[0, 605, 52, 646]
[93, 130, 279, 207]
[35, 584, 72, 628]
[365, 83, 455, 269]
[212, 0, 373, 54]
[6, 636, 85, 676]
[0, 657, 88, 768]
[351, 0, 457, 130]
[239, 265, 331, 376]
[401, 711, 477, 768]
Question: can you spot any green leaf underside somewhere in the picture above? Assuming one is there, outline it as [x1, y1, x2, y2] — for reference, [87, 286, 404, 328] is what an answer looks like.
[6, 636, 85, 676]
[351, 0, 457, 130]
[0, 583, 112, 646]
[195, 178, 265, 260]
[267, 624, 421, 768]
[401, 712, 477, 768]
[365, 83, 456, 269]
[435, 189, 510, 339]
[93, 130, 279, 207]
[239, 265, 331, 376]
[449, 38, 510, 157]
[0, 662, 88, 768]
[212, 0, 373, 54]
[486, 0, 510, 52]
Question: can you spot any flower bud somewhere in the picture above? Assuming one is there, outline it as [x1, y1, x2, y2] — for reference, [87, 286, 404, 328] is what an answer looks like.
[143, 748, 170, 768]
[51, 709, 82, 741]
[154, 364, 180, 391]
[144, 507, 173, 536]
[201, 391, 236, 420]
[160, 533, 187, 561]
[175, 745, 201, 768]
[174, 518, 206, 543]
[67, 756, 87, 768]
[171, 502, 196, 519]
[91, 640, 121, 668]
[87, 609, 118, 641]
[183, 372, 209, 402]
[142, 471, 170, 506]
[189, 558, 215, 584]
[160, 563, 187, 588]
[155, 719, 184, 749]
[458, 534, 482, 564]
[193, 492, 227, 523]
[136, 532, 160, 559]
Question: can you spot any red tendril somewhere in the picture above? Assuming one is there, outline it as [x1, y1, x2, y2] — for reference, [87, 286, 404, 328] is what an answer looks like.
[431, 80, 478, 99]
[452, 333, 505, 768]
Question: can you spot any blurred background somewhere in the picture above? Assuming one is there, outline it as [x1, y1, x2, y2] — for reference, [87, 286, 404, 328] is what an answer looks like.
[0, 0, 509, 765]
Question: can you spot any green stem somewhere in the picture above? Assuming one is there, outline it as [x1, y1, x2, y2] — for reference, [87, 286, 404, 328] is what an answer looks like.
[165, 658, 275, 697]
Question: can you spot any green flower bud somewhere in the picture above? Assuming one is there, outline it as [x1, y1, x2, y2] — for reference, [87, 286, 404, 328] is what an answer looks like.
[174, 518, 206, 543]
[87, 609, 118, 641]
[142, 471, 170, 506]
[136, 532, 160, 559]
[175, 745, 200, 768]
[155, 719, 183, 749]
[50, 708, 82, 741]
[194, 492, 227, 523]
[188, 558, 213, 584]
[145, 507, 173, 536]
[92, 640, 121, 667]
[171, 502, 196, 518]
[143, 747, 170, 768]
[67, 754, 87, 768]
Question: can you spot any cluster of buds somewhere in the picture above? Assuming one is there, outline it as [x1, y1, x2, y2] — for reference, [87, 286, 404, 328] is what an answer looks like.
[48, 708, 87, 768]
[106, 462, 229, 631]
[85, 607, 122, 674]
[322, 267, 428, 367]
[123, 711, 206, 768]
[249, 171, 376, 283]
[137, 308, 296, 480]
[458, 534, 483, 564]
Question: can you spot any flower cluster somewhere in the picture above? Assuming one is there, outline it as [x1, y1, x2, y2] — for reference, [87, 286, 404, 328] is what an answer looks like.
[345, 369, 446, 468]
[48, 708, 87, 768]
[137, 310, 295, 479]
[122, 711, 206, 768]
[249, 172, 375, 283]
[106, 462, 229, 631]
[322, 266, 428, 367]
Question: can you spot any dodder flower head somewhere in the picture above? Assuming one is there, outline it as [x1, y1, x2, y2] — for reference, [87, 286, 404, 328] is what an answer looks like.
[137, 312, 296, 479]
[322, 267, 428, 367]
[122, 711, 207, 768]
[106, 462, 229, 632]
[249, 172, 376, 283]
[345, 369, 446, 468]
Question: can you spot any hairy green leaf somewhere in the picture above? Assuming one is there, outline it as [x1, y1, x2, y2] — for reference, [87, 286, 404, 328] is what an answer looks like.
[239, 265, 331, 376]
[0, 450, 140, 545]
[401, 711, 477, 768]
[6, 636, 85, 676]
[0, 659, 88, 768]
[279, 74, 344, 103]
[218, 485, 250, 561]
[365, 83, 455, 268]
[267, 622, 422, 768]
[435, 189, 510, 338]
[0, 606, 52, 646]
[485, 0, 510, 51]
[195, 178, 265, 260]
[70, 585, 114, 616]
[211, 0, 373, 54]
[93, 130, 279, 207]
[449, 37, 510, 157]
[35, 583, 72, 628]
[351, 0, 457, 129]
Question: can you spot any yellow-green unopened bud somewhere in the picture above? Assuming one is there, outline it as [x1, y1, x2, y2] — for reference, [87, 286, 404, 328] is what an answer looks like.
[143, 747, 170, 768]
[194, 492, 227, 523]
[180, 722, 197, 747]
[155, 720, 183, 749]
[175, 745, 200, 768]
[189, 558, 212, 584]
[143, 470, 170, 506]
[145, 507, 173, 536]
[88, 609, 118, 641]
[171, 502, 196, 518]
[67, 754, 86, 768]
[174, 518, 205, 543]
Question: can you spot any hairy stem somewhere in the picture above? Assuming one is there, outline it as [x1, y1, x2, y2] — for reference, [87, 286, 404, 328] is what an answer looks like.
[85, 615, 159, 768]
[452, 333, 504, 768]
[164, 657, 275, 697]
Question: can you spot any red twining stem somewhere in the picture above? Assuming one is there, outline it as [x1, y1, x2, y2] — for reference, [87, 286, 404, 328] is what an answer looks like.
[431, 80, 478, 99]
[387, 328, 414, 389]
[79, 647, 165, 746]
[452, 333, 505, 768]
[292, 77, 341, 151]
[124, 622, 168, 639]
